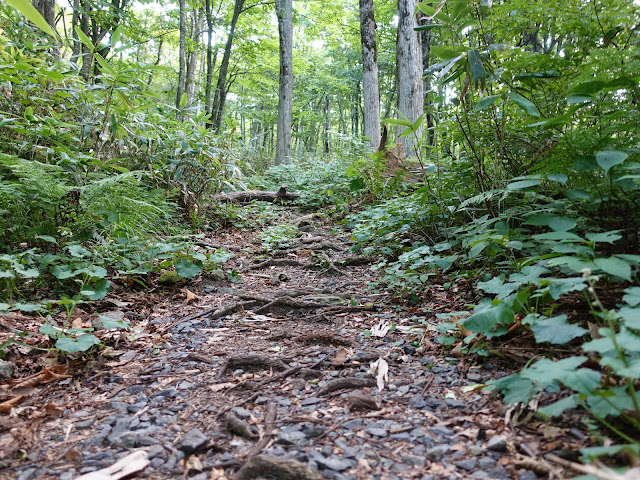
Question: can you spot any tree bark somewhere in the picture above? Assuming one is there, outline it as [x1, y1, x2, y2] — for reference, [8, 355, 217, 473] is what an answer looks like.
[204, 0, 219, 121]
[359, 0, 381, 152]
[274, 0, 293, 165]
[211, 0, 245, 132]
[176, 0, 187, 120]
[421, 20, 435, 146]
[32, 0, 56, 30]
[396, 0, 423, 157]
[185, 8, 202, 109]
[324, 95, 331, 154]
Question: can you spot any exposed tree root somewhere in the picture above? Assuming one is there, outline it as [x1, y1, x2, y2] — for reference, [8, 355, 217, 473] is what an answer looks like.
[216, 354, 288, 380]
[316, 376, 377, 396]
[213, 186, 298, 204]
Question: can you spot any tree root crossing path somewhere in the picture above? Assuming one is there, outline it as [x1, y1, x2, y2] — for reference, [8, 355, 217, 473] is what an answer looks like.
[1, 206, 587, 480]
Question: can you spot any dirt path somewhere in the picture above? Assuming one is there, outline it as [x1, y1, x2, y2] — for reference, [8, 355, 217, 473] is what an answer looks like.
[0, 206, 584, 480]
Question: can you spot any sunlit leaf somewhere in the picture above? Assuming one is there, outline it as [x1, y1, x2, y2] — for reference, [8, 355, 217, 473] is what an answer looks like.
[5, 0, 57, 38]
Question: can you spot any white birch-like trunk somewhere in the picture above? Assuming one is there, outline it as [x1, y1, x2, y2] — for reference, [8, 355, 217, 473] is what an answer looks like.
[275, 0, 293, 165]
[359, 0, 381, 152]
[396, 0, 423, 157]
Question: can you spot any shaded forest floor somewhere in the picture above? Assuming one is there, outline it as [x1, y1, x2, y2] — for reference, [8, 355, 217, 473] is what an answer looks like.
[0, 205, 590, 480]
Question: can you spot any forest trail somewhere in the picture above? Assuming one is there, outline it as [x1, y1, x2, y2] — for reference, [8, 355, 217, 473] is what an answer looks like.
[1, 205, 586, 480]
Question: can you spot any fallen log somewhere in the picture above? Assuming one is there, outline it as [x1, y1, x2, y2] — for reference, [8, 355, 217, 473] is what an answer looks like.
[212, 186, 298, 204]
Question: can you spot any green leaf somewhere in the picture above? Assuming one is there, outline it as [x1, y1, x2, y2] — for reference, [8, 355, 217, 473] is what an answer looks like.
[595, 150, 628, 174]
[39, 321, 59, 337]
[430, 46, 465, 60]
[567, 94, 595, 104]
[477, 277, 520, 299]
[5, 0, 57, 38]
[581, 444, 640, 462]
[179, 92, 188, 109]
[56, 334, 101, 354]
[538, 395, 579, 418]
[82, 278, 110, 300]
[67, 244, 92, 258]
[507, 179, 540, 190]
[594, 256, 632, 281]
[468, 49, 485, 86]
[35, 234, 57, 244]
[94, 53, 115, 75]
[110, 25, 123, 48]
[531, 315, 587, 344]
[74, 26, 94, 51]
[623, 287, 640, 307]
[546, 173, 568, 183]
[616, 307, 640, 329]
[349, 177, 364, 192]
[474, 94, 501, 112]
[491, 373, 541, 404]
[524, 214, 576, 231]
[508, 92, 540, 116]
[533, 231, 584, 242]
[96, 314, 130, 330]
[585, 231, 623, 244]
[463, 299, 514, 338]
[175, 259, 202, 279]
[383, 118, 413, 128]
[12, 303, 43, 312]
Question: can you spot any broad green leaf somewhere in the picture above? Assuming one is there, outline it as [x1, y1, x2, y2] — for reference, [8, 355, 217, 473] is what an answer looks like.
[43, 70, 65, 82]
[594, 256, 632, 281]
[567, 95, 594, 104]
[468, 49, 485, 86]
[39, 321, 59, 336]
[558, 368, 602, 394]
[508, 92, 540, 116]
[349, 178, 364, 192]
[430, 46, 465, 60]
[0, 269, 15, 278]
[524, 214, 576, 231]
[491, 373, 541, 404]
[564, 189, 591, 200]
[94, 53, 115, 75]
[67, 244, 91, 258]
[531, 315, 587, 344]
[5, 0, 57, 38]
[75, 26, 94, 51]
[477, 277, 520, 299]
[585, 231, 623, 244]
[546, 173, 568, 183]
[509, 265, 550, 283]
[179, 92, 188, 109]
[411, 115, 423, 131]
[614, 327, 640, 353]
[520, 356, 587, 385]
[586, 386, 635, 418]
[538, 395, 579, 418]
[545, 277, 588, 299]
[96, 314, 130, 330]
[463, 299, 514, 337]
[623, 288, 640, 307]
[12, 303, 43, 312]
[595, 150, 628, 174]
[383, 117, 413, 128]
[507, 179, 540, 190]
[82, 278, 110, 300]
[110, 25, 122, 48]
[175, 259, 202, 279]
[56, 334, 101, 354]
[533, 231, 584, 242]
[474, 94, 501, 112]
[35, 234, 57, 243]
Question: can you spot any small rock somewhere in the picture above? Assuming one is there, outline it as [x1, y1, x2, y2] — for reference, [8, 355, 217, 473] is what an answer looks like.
[430, 425, 453, 436]
[17, 468, 37, 480]
[75, 420, 94, 430]
[179, 428, 209, 454]
[409, 394, 427, 409]
[277, 431, 307, 445]
[401, 454, 425, 467]
[59, 471, 75, 480]
[147, 444, 165, 459]
[518, 471, 538, 480]
[454, 459, 477, 471]
[316, 456, 354, 472]
[300, 397, 322, 406]
[425, 445, 450, 461]
[365, 426, 388, 437]
[487, 436, 508, 453]
[467, 373, 483, 383]
[478, 457, 496, 468]
[0, 360, 13, 380]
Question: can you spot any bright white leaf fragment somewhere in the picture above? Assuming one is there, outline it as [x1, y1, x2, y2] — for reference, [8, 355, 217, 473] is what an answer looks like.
[370, 357, 389, 392]
[371, 320, 391, 337]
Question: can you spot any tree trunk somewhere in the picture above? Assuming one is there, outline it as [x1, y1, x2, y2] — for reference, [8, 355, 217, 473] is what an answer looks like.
[324, 95, 331, 154]
[211, 0, 245, 132]
[204, 0, 218, 121]
[70, 0, 80, 63]
[396, 0, 423, 157]
[421, 20, 435, 146]
[147, 38, 163, 86]
[185, 8, 202, 109]
[32, 0, 56, 30]
[274, 0, 293, 165]
[359, 0, 381, 152]
[176, 0, 187, 120]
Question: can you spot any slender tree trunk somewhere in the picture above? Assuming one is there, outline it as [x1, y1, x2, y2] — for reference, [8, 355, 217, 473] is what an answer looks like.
[33, 0, 56, 29]
[79, 0, 92, 80]
[70, 0, 80, 63]
[211, 0, 245, 132]
[359, 0, 380, 152]
[274, 0, 293, 164]
[421, 21, 435, 146]
[176, 0, 187, 120]
[324, 95, 331, 154]
[204, 0, 218, 121]
[147, 38, 163, 86]
[185, 8, 202, 108]
[396, 0, 423, 157]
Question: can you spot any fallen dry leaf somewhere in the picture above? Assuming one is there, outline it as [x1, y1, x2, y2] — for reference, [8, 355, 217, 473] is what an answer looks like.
[0, 396, 23, 412]
[182, 288, 202, 305]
